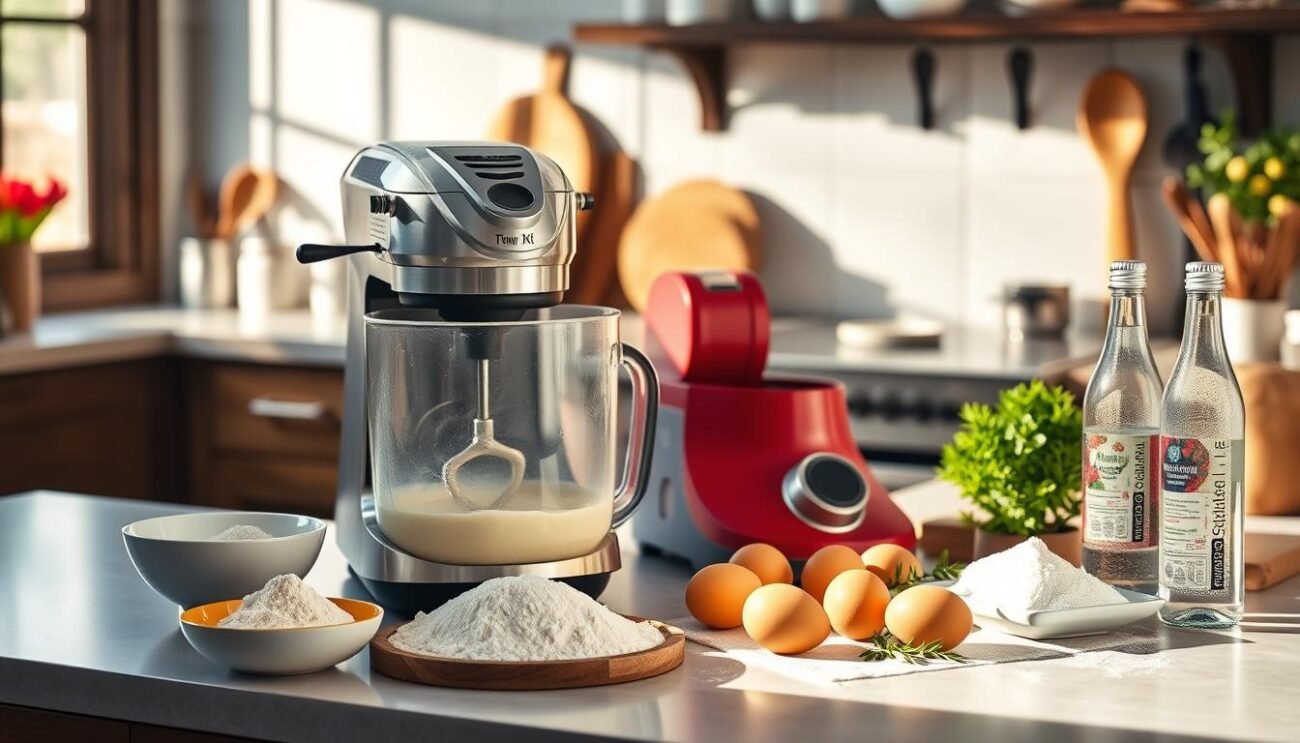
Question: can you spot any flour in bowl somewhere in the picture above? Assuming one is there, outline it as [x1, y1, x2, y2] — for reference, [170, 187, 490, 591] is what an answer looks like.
[952, 537, 1127, 613]
[390, 575, 664, 661]
[219, 574, 352, 629]
[211, 524, 273, 541]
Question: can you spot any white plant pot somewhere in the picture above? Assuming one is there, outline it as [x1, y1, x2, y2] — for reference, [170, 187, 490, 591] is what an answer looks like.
[1221, 297, 1286, 364]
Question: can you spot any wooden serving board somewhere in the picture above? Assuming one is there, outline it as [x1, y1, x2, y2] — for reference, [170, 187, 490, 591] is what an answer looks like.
[370, 617, 685, 690]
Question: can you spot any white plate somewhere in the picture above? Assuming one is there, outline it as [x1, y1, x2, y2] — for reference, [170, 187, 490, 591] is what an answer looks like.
[937, 582, 1164, 640]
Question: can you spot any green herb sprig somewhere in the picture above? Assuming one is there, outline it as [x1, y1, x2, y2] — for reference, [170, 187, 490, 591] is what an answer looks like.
[937, 380, 1083, 537]
[859, 631, 968, 665]
[889, 550, 966, 596]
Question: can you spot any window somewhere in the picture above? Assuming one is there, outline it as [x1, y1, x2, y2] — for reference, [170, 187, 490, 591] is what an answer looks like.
[0, 0, 158, 309]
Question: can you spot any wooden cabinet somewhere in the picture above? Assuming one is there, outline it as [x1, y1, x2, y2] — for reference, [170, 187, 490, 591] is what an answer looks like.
[0, 703, 253, 742]
[188, 362, 343, 515]
[0, 360, 182, 501]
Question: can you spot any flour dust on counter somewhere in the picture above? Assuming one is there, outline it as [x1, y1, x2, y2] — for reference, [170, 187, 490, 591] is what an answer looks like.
[390, 575, 663, 661]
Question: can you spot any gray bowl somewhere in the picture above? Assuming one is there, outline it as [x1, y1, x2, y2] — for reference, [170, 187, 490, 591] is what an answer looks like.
[123, 511, 326, 609]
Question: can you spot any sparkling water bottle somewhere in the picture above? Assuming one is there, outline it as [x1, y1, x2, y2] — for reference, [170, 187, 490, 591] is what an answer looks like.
[1082, 260, 1162, 594]
[1158, 262, 1245, 628]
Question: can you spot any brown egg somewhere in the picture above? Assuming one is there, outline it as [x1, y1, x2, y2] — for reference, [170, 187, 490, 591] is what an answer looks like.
[800, 545, 866, 603]
[730, 543, 794, 585]
[742, 584, 831, 654]
[685, 563, 762, 629]
[884, 585, 973, 651]
[861, 543, 923, 587]
[822, 569, 891, 640]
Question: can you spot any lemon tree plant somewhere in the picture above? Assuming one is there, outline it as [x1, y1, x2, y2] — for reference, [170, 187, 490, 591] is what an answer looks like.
[1187, 111, 1300, 224]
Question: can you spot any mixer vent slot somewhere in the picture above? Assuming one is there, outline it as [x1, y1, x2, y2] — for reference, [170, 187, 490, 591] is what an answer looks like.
[455, 154, 525, 181]
[368, 213, 388, 244]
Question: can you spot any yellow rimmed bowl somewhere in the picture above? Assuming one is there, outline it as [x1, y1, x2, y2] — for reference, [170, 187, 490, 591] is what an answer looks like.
[180, 597, 384, 675]
[123, 511, 326, 609]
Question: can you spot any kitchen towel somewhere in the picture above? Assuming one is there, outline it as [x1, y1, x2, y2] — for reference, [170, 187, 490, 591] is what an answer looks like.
[672, 617, 1164, 684]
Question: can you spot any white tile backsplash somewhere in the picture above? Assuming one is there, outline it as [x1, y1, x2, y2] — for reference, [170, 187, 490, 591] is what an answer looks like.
[199, 0, 1300, 334]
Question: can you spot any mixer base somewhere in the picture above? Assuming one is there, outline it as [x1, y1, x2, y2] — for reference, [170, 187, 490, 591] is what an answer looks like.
[352, 569, 614, 616]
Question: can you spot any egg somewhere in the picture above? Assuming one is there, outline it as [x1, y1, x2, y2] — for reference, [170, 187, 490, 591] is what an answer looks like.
[742, 584, 831, 654]
[799, 544, 866, 603]
[861, 544, 923, 587]
[729, 543, 794, 585]
[884, 585, 973, 651]
[822, 569, 891, 640]
[685, 563, 762, 629]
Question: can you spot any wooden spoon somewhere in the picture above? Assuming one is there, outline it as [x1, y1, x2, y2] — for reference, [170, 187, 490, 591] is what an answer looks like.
[1078, 70, 1148, 270]
[215, 165, 279, 239]
[1208, 193, 1245, 298]
[1160, 177, 1217, 263]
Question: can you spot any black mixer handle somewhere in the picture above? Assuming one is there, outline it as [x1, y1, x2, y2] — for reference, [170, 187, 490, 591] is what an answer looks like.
[296, 243, 380, 264]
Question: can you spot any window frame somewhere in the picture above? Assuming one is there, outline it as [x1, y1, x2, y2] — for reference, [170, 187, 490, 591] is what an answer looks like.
[0, 0, 159, 310]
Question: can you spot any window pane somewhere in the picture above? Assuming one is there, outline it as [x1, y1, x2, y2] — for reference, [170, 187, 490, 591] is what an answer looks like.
[2, 22, 89, 252]
[0, 0, 84, 18]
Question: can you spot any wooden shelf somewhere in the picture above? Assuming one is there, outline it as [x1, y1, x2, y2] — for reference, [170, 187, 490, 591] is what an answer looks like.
[574, 7, 1300, 132]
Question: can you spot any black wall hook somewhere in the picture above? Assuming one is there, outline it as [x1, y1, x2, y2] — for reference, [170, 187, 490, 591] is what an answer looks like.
[1008, 47, 1032, 130]
[911, 48, 935, 130]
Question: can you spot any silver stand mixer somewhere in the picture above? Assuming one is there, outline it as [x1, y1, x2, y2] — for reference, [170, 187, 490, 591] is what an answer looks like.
[297, 142, 654, 613]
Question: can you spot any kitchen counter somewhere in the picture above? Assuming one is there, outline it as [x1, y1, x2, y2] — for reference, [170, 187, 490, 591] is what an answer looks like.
[2, 490, 1299, 742]
[0, 306, 1107, 380]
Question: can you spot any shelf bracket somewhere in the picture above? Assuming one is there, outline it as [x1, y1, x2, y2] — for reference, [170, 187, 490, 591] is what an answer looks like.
[654, 44, 728, 132]
[1008, 47, 1032, 130]
[1210, 33, 1272, 135]
[911, 48, 935, 130]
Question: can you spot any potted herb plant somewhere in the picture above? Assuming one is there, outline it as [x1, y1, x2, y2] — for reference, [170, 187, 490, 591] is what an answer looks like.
[1176, 112, 1300, 361]
[0, 175, 68, 333]
[937, 380, 1084, 565]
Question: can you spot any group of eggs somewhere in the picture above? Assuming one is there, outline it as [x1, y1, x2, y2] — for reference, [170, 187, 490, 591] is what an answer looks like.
[684, 543, 973, 655]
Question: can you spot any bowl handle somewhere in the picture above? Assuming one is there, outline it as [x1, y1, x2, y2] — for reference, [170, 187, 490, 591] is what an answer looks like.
[612, 343, 659, 527]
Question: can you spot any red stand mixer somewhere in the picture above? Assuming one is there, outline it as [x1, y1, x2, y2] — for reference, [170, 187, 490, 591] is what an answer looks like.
[632, 270, 917, 569]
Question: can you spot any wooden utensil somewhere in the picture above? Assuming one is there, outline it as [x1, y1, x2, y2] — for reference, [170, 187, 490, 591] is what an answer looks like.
[1160, 177, 1217, 263]
[1259, 206, 1299, 299]
[215, 165, 279, 239]
[568, 150, 637, 306]
[488, 45, 599, 239]
[1245, 533, 1300, 591]
[1078, 70, 1148, 270]
[617, 179, 761, 312]
[1208, 193, 1246, 297]
[369, 618, 684, 690]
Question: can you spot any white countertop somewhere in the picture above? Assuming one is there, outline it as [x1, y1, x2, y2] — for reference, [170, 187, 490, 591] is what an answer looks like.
[2, 484, 1299, 742]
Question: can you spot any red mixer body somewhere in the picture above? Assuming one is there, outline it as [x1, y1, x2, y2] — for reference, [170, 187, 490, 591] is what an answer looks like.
[632, 271, 916, 568]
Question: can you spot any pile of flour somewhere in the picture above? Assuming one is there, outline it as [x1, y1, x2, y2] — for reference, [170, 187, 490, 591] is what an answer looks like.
[952, 538, 1126, 613]
[390, 575, 663, 661]
[211, 524, 273, 541]
[219, 574, 352, 629]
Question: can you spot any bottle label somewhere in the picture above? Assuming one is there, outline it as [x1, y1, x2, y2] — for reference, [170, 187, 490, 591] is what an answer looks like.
[1083, 433, 1157, 547]
[1159, 437, 1237, 593]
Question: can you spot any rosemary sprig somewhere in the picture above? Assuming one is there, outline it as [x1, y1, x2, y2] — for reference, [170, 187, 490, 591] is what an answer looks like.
[859, 631, 968, 665]
[889, 550, 966, 596]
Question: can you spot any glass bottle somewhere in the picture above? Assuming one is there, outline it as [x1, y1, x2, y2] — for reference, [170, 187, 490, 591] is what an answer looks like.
[1082, 260, 1163, 593]
[1158, 262, 1245, 628]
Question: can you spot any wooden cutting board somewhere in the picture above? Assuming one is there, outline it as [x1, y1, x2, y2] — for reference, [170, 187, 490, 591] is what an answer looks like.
[618, 179, 761, 311]
[567, 150, 636, 306]
[488, 45, 599, 239]
[370, 618, 685, 690]
[1245, 533, 1300, 591]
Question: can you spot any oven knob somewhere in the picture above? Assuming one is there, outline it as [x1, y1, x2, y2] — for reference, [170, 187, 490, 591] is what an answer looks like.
[782, 453, 868, 534]
[937, 400, 963, 421]
[847, 394, 872, 416]
[878, 392, 903, 420]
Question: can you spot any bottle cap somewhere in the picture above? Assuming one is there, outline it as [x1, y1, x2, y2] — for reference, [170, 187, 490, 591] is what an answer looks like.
[1185, 261, 1225, 292]
[1109, 260, 1147, 290]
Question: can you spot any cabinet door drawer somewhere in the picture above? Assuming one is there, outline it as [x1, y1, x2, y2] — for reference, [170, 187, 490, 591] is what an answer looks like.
[211, 458, 337, 516]
[210, 364, 342, 459]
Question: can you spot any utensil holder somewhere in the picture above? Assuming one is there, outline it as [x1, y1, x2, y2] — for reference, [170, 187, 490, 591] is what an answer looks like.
[0, 241, 40, 333]
[179, 237, 235, 309]
[1222, 297, 1286, 363]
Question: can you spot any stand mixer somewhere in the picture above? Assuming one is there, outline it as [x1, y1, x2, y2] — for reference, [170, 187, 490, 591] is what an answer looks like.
[297, 142, 657, 613]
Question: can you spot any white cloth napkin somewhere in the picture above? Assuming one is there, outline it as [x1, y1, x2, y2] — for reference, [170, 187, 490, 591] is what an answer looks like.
[672, 617, 1160, 684]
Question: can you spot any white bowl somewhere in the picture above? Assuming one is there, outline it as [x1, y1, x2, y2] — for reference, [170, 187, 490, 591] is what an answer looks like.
[875, 0, 968, 19]
[181, 597, 383, 675]
[123, 511, 326, 609]
[950, 584, 1165, 640]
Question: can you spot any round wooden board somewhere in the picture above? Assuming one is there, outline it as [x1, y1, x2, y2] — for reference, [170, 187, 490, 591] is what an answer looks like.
[370, 617, 685, 691]
[617, 179, 761, 311]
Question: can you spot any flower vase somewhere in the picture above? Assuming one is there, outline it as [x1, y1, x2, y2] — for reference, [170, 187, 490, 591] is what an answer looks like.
[0, 241, 39, 333]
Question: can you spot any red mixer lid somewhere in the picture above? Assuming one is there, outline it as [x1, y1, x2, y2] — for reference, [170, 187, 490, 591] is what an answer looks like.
[644, 270, 769, 386]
